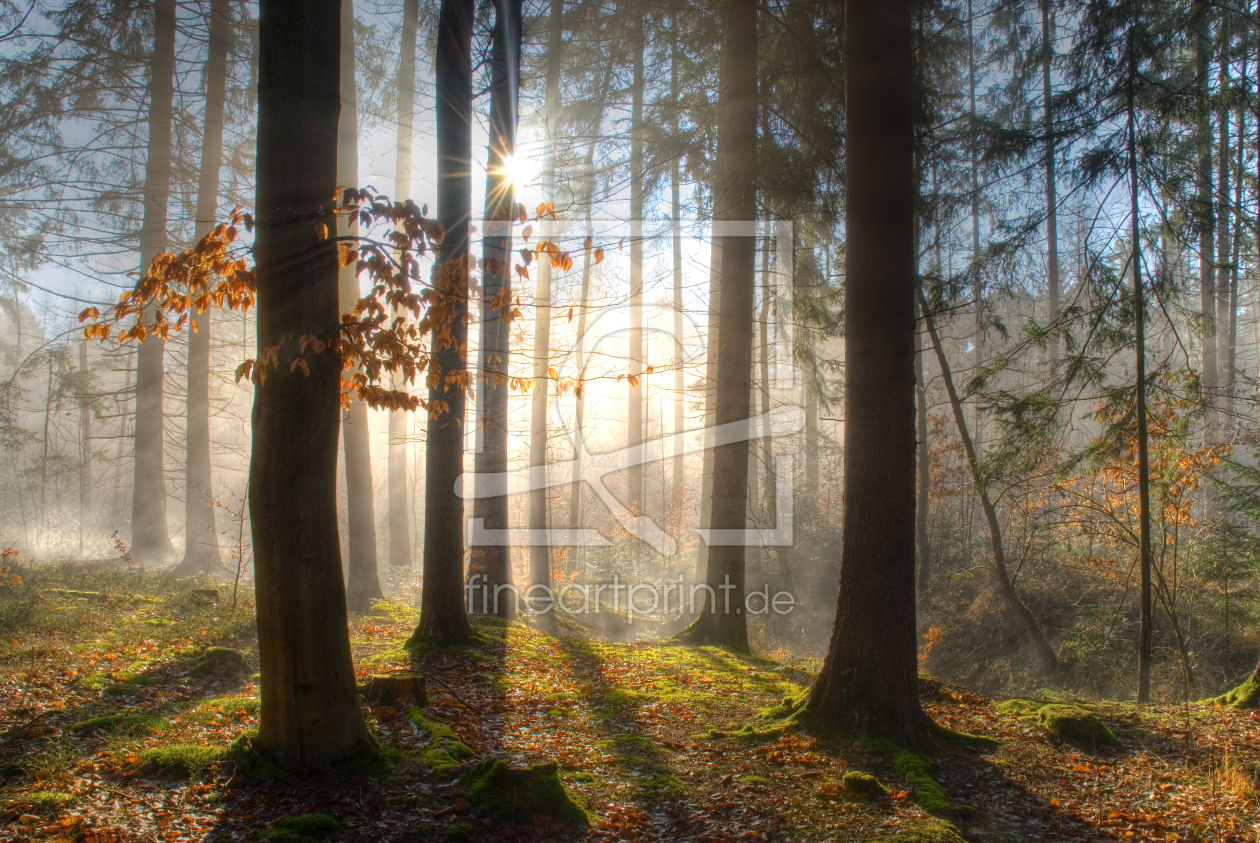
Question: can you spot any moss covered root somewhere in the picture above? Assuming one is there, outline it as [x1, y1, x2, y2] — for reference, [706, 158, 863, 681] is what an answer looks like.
[187, 646, 251, 679]
[464, 757, 589, 825]
[141, 744, 224, 779]
[1206, 674, 1260, 709]
[867, 818, 967, 842]
[893, 752, 973, 817]
[405, 708, 474, 776]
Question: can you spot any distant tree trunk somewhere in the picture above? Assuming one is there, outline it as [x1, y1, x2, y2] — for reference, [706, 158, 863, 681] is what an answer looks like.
[79, 338, 90, 557]
[388, 0, 419, 571]
[1215, 49, 1232, 444]
[568, 133, 599, 554]
[339, 0, 382, 613]
[627, 13, 645, 517]
[916, 296, 931, 591]
[132, 0, 177, 565]
[671, 48, 686, 523]
[803, 0, 933, 747]
[173, 0, 230, 578]
[408, 0, 474, 648]
[1226, 103, 1242, 428]
[674, 0, 756, 652]
[920, 294, 1062, 677]
[472, 0, 521, 617]
[758, 231, 773, 523]
[1128, 32, 1154, 704]
[527, 0, 563, 595]
[252, 0, 373, 767]
[1042, 0, 1059, 365]
[967, 0, 984, 388]
[1195, 0, 1217, 438]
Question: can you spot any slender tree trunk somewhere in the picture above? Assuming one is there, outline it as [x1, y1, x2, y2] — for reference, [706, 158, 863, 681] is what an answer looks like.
[79, 338, 90, 557]
[759, 231, 773, 523]
[1227, 103, 1242, 429]
[920, 294, 1062, 676]
[1130, 31, 1154, 704]
[916, 297, 931, 591]
[339, 0, 382, 612]
[967, 0, 983, 387]
[131, 0, 178, 565]
[1216, 49, 1232, 444]
[252, 0, 372, 767]
[568, 135, 599, 551]
[388, 0, 419, 571]
[804, 0, 933, 747]
[408, 0, 474, 647]
[472, 0, 521, 617]
[527, 0, 563, 595]
[1195, 1, 1217, 438]
[174, 0, 230, 577]
[627, 13, 645, 516]
[1042, 0, 1059, 365]
[674, 0, 756, 652]
[671, 80, 686, 524]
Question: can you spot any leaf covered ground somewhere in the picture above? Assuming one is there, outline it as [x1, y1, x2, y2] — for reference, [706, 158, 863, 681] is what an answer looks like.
[2, 566, 1260, 842]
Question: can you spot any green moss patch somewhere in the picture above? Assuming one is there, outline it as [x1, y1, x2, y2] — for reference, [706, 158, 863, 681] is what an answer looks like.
[226, 730, 284, 781]
[893, 751, 973, 817]
[252, 813, 341, 843]
[869, 818, 967, 842]
[26, 791, 74, 814]
[1037, 704, 1118, 746]
[997, 698, 1118, 746]
[187, 646, 250, 679]
[71, 713, 164, 735]
[141, 743, 224, 779]
[405, 708, 473, 776]
[842, 771, 889, 800]
[464, 757, 589, 825]
[1206, 674, 1260, 709]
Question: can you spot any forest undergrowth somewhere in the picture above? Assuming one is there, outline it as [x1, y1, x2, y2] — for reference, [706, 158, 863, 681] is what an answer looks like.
[2, 563, 1260, 842]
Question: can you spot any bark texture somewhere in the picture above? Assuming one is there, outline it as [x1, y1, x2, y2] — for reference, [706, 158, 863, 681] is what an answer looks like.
[409, 0, 474, 648]
[804, 0, 933, 747]
[251, 0, 373, 767]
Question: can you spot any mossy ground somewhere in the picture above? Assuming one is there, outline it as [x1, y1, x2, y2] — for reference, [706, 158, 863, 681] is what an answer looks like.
[464, 757, 590, 825]
[7, 565, 1260, 841]
[996, 697, 1119, 746]
[1206, 673, 1260, 709]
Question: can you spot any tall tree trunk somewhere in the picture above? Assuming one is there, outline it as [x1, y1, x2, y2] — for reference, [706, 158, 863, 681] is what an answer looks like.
[252, 0, 373, 767]
[568, 133, 599, 553]
[1227, 102, 1243, 429]
[674, 0, 756, 652]
[408, 0, 474, 647]
[472, 0, 521, 617]
[920, 294, 1061, 676]
[1129, 30, 1154, 704]
[388, 0, 419, 571]
[1195, 0, 1217, 438]
[527, 0, 563, 595]
[174, 0, 230, 578]
[671, 49, 686, 524]
[339, 0, 382, 612]
[1042, 0, 1059, 365]
[79, 338, 90, 557]
[627, 13, 645, 517]
[759, 230, 773, 525]
[967, 0, 983, 391]
[1215, 48, 1232, 445]
[916, 296, 931, 591]
[804, 0, 933, 747]
[131, 0, 177, 565]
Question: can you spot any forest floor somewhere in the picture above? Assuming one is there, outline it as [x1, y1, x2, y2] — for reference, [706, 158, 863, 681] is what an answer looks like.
[1, 566, 1260, 842]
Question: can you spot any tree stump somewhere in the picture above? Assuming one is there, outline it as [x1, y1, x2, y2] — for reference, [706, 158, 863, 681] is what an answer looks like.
[357, 674, 426, 709]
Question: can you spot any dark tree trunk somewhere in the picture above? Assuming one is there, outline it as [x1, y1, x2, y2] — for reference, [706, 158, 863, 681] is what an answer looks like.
[408, 0, 474, 648]
[472, 0, 521, 618]
[174, 0, 230, 577]
[132, 0, 177, 566]
[388, 0, 419, 571]
[339, 0, 382, 613]
[803, 0, 933, 747]
[527, 0, 563, 595]
[1194, 0, 1217, 438]
[675, 0, 756, 652]
[251, 0, 373, 767]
